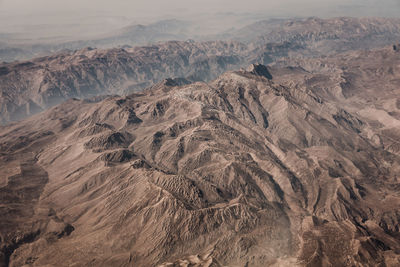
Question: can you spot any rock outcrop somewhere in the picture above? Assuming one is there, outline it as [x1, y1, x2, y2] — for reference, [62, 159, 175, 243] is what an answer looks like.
[0, 41, 246, 124]
[2, 17, 400, 124]
[1, 58, 400, 266]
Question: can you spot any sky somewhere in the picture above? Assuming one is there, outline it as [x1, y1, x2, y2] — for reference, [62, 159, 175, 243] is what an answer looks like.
[0, 0, 399, 37]
[1, 0, 399, 18]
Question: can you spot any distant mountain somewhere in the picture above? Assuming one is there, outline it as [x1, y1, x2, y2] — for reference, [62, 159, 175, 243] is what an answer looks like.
[230, 17, 400, 46]
[1, 17, 400, 124]
[0, 19, 192, 63]
[3, 16, 400, 63]
[0, 41, 246, 124]
[57, 19, 193, 50]
[233, 17, 400, 58]
[1, 50, 400, 265]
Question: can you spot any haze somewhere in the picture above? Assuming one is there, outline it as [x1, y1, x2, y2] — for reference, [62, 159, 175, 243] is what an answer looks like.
[1, 0, 400, 17]
[0, 0, 399, 41]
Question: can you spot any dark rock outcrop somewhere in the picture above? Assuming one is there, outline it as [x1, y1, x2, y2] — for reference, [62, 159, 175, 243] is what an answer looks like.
[1, 52, 400, 266]
[246, 64, 273, 79]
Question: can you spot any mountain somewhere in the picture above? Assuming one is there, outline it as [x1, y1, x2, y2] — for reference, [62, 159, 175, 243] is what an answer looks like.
[0, 41, 246, 124]
[1, 46, 400, 266]
[0, 19, 192, 63]
[55, 19, 193, 52]
[232, 17, 400, 47]
[2, 17, 400, 125]
[273, 47, 400, 157]
[2, 16, 400, 63]
[229, 17, 400, 57]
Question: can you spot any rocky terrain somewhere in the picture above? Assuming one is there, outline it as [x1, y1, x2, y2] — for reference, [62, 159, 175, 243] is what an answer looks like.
[1, 14, 400, 267]
[2, 17, 400, 125]
[0, 41, 247, 124]
[0, 19, 192, 63]
[1, 43, 400, 266]
[233, 17, 400, 50]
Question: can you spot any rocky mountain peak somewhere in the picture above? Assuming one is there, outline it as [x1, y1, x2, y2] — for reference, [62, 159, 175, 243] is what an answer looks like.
[246, 63, 273, 79]
[2, 16, 400, 267]
[1, 52, 400, 265]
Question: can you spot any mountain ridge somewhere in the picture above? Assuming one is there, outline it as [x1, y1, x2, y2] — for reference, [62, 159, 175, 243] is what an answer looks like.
[1, 57, 400, 266]
[2, 17, 400, 124]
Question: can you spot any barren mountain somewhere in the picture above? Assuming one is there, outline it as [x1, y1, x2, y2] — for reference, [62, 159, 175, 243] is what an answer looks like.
[0, 41, 246, 124]
[52, 19, 193, 53]
[2, 17, 400, 125]
[1, 45, 400, 266]
[0, 19, 192, 63]
[3, 17, 400, 64]
[235, 17, 400, 51]
[228, 17, 400, 63]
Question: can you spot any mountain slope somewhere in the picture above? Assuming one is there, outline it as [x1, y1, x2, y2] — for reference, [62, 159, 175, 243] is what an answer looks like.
[2, 17, 400, 125]
[1, 58, 400, 266]
[0, 41, 246, 124]
[235, 17, 400, 51]
[0, 19, 192, 63]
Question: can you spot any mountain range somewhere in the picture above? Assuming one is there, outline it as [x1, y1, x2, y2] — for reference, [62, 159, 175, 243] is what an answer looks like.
[2, 17, 400, 125]
[1, 45, 400, 266]
[1, 16, 400, 267]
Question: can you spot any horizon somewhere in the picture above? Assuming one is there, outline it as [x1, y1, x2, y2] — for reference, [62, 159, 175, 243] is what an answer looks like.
[0, 0, 399, 38]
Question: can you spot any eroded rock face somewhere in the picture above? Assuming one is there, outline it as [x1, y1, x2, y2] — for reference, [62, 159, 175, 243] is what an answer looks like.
[236, 17, 400, 51]
[246, 64, 273, 79]
[0, 41, 246, 124]
[2, 17, 400, 124]
[1, 56, 400, 266]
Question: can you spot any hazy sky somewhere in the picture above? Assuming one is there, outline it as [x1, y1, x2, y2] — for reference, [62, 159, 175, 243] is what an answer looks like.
[1, 0, 347, 15]
[0, 0, 399, 37]
[1, 0, 399, 18]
